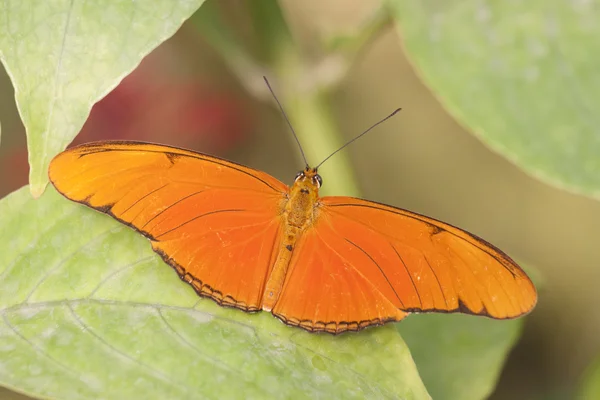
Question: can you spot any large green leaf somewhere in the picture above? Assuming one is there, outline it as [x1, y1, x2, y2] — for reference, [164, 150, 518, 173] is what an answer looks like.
[398, 314, 522, 400]
[390, 0, 600, 199]
[0, 186, 430, 400]
[0, 0, 204, 197]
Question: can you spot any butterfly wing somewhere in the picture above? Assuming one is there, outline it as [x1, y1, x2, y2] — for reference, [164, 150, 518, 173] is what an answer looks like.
[272, 196, 536, 333]
[49, 141, 288, 311]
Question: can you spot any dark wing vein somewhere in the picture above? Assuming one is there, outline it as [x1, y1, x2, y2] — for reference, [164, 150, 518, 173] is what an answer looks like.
[121, 183, 169, 215]
[390, 244, 423, 308]
[327, 202, 519, 278]
[140, 190, 206, 230]
[345, 239, 405, 308]
[154, 209, 245, 240]
[424, 255, 449, 309]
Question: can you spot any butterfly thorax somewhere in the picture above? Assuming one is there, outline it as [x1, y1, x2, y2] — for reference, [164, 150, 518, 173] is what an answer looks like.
[262, 167, 321, 311]
[283, 168, 320, 228]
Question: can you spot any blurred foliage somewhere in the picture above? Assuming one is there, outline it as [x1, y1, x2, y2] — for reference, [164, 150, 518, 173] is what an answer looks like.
[399, 314, 522, 400]
[390, 0, 600, 200]
[579, 356, 600, 400]
[0, 0, 598, 399]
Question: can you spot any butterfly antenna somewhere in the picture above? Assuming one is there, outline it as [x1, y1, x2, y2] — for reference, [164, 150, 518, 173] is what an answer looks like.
[263, 76, 309, 168]
[315, 108, 402, 169]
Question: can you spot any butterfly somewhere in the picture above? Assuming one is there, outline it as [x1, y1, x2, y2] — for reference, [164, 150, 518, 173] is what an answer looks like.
[48, 135, 537, 334]
[48, 77, 536, 334]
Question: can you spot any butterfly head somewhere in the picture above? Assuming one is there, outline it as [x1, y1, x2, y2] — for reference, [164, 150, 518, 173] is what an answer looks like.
[294, 167, 322, 189]
[290, 167, 322, 201]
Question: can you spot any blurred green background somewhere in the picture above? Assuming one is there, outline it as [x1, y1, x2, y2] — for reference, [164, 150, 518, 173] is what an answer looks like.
[1, 0, 599, 399]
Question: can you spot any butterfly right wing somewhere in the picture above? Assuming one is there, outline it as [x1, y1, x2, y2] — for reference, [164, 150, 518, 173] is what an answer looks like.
[271, 196, 536, 333]
[49, 141, 288, 311]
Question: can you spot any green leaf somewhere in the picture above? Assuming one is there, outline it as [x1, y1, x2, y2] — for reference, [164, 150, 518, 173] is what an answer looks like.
[389, 0, 600, 199]
[579, 356, 600, 400]
[0, 0, 205, 197]
[398, 314, 522, 400]
[0, 186, 430, 400]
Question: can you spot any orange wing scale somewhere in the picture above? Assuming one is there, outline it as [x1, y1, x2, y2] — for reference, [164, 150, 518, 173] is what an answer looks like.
[49, 142, 287, 311]
[271, 196, 536, 332]
[50, 141, 537, 334]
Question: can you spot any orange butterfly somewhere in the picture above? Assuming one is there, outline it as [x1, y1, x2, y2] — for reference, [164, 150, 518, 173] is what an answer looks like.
[48, 111, 536, 335]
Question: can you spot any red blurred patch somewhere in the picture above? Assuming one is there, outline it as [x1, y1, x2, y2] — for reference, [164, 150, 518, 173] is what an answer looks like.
[0, 149, 29, 197]
[76, 60, 253, 153]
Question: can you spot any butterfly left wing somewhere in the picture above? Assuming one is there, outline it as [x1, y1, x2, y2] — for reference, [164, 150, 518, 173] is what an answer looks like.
[49, 141, 288, 311]
[272, 196, 537, 334]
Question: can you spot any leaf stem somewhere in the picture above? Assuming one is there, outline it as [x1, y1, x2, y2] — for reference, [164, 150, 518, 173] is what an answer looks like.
[193, 0, 366, 196]
[282, 86, 360, 196]
[189, 2, 266, 98]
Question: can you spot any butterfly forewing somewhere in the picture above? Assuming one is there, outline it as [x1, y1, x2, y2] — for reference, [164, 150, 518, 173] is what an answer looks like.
[316, 196, 536, 318]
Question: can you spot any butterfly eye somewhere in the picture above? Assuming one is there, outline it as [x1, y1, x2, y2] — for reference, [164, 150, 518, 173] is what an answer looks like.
[314, 174, 323, 188]
[295, 171, 304, 182]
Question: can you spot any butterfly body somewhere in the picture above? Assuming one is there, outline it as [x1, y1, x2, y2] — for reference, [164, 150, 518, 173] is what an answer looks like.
[49, 141, 537, 334]
[263, 167, 321, 310]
